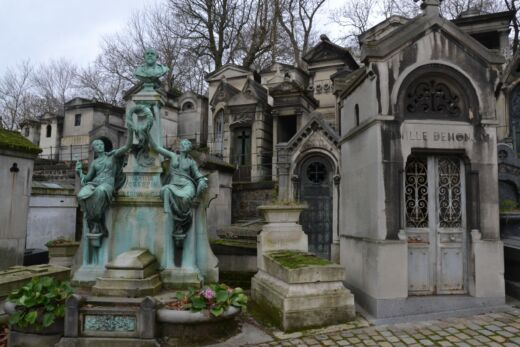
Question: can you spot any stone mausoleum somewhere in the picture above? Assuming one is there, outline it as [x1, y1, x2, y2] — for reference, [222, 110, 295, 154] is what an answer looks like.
[336, 0, 509, 319]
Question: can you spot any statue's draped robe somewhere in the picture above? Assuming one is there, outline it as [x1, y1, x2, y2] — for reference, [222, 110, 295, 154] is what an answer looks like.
[77, 152, 125, 235]
[160, 155, 204, 234]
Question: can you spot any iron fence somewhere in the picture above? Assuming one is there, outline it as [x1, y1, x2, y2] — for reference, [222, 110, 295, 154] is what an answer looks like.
[36, 132, 277, 182]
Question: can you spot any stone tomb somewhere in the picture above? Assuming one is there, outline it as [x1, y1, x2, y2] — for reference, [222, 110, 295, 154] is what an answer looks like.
[252, 250, 355, 331]
[251, 204, 355, 331]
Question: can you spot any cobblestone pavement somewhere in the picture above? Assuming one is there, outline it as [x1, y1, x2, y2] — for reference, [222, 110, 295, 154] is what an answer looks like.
[247, 308, 520, 347]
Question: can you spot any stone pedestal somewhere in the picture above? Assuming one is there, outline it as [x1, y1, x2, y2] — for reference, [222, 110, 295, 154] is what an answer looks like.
[92, 249, 162, 297]
[253, 204, 355, 331]
[256, 205, 308, 271]
[252, 251, 355, 332]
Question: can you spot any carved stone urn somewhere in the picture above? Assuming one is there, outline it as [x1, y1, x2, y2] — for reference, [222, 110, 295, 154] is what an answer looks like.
[257, 203, 308, 224]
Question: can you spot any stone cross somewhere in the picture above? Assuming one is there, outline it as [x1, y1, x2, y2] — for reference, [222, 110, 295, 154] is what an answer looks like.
[237, 130, 250, 165]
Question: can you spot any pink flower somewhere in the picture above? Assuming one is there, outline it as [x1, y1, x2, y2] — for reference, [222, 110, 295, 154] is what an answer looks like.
[201, 288, 215, 300]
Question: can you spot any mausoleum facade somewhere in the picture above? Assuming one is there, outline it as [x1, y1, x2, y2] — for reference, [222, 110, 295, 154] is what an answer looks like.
[336, 0, 508, 318]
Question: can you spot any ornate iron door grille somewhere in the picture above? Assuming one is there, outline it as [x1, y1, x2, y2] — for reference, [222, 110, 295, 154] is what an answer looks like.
[405, 155, 466, 295]
[299, 158, 332, 260]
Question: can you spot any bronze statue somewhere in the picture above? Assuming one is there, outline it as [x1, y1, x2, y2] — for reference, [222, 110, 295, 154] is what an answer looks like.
[75, 126, 133, 238]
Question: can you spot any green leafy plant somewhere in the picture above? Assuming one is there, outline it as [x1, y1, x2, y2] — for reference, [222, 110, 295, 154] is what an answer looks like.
[8, 277, 72, 330]
[167, 284, 248, 317]
[500, 199, 520, 212]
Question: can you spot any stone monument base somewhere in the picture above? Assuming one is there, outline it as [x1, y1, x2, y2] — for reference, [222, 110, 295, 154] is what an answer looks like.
[57, 337, 160, 347]
[92, 274, 162, 297]
[160, 268, 202, 290]
[92, 249, 162, 297]
[58, 295, 158, 347]
[252, 251, 355, 332]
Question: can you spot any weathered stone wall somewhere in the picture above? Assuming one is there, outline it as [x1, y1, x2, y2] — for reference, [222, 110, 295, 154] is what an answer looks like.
[232, 181, 275, 221]
[26, 182, 78, 249]
[0, 151, 35, 269]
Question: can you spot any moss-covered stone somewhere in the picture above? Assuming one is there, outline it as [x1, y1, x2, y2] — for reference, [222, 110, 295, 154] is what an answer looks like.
[269, 251, 332, 269]
[0, 129, 41, 155]
[248, 296, 282, 330]
[210, 239, 257, 249]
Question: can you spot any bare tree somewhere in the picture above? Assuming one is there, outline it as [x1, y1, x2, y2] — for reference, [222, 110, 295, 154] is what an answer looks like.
[168, 0, 253, 69]
[239, 0, 276, 69]
[505, 0, 520, 54]
[32, 58, 78, 115]
[380, 0, 420, 18]
[0, 61, 39, 130]
[441, 0, 505, 18]
[275, 0, 326, 67]
[331, 0, 379, 46]
[76, 61, 127, 106]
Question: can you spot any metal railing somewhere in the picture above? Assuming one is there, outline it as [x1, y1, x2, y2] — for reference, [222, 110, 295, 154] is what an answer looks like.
[35, 133, 277, 183]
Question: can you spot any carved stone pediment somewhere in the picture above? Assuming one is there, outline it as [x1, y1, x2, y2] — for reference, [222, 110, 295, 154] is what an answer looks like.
[270, 81, 305, 95]
[285, 114, 339, 153]
[210, 81, 240, 106]
[301, 131, 335, 153]
[229, 112, 255, 128]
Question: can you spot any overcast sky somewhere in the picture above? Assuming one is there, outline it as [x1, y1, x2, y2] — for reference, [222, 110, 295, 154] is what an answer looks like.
[0, 0, 159, 74]
[0, 0, 344, 75]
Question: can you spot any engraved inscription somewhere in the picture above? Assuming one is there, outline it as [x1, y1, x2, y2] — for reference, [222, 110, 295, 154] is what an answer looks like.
[83, 314, 136, 332]
[400, 130, 490, 143]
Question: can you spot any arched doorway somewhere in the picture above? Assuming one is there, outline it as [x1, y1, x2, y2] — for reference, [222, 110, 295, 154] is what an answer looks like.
[97, 137, 113, 152]
[298, 155, 333, 259]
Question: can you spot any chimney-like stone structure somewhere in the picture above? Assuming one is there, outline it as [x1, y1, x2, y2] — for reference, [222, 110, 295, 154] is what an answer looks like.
[419, 0, 441, 17]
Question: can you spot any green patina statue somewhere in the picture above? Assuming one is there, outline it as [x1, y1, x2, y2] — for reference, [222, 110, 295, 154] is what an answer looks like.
[149, 137, 208, 248]
[75, 130, 133, 238]
[134, 48, 169, 87]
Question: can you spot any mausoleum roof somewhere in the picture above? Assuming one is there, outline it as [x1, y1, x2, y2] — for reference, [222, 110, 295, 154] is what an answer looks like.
[360, 12, 506, 64]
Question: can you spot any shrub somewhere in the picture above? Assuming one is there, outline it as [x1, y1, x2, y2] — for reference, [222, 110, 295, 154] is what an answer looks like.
[167, 284, 248, 317]
[8, 277, 72, 330]
[500, 199, 520, 212]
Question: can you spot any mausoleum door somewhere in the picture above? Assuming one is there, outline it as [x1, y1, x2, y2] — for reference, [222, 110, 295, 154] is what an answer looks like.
[405, 155, 466, 295]
[299, 157, 333, 260]
[232, 127, 251, 181]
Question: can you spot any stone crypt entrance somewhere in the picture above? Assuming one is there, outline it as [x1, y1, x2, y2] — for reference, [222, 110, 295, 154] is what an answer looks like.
[405, 155, 467, 295]
[299, 156, 333, 259]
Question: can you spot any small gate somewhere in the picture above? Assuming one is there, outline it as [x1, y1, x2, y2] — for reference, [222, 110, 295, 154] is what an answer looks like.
[299, 157, 333, 259]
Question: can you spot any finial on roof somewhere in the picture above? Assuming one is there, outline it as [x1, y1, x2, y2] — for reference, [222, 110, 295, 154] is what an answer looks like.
[414, 0, 442, 17]
[320, 34, 330, 42]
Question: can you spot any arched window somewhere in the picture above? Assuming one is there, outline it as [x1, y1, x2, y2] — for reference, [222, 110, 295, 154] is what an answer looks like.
[46, 124, 52, 138]
[182, 101, 194, 111]
[214, 110, 224, 156]
[214, 110, 224, 141]
[398, 64, 477, 123]
[24, 127, 30, 137]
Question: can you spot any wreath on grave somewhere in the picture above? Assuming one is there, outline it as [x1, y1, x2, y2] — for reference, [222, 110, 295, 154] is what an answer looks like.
[126, 104, 154, 137]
